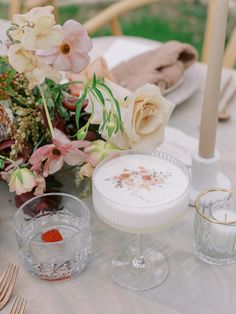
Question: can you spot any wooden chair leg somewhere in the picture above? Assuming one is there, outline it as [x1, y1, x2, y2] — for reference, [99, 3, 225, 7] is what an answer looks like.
[223, 25, 236, 68]
[109, 18, 123, 36]
[8, 0, 21, 19]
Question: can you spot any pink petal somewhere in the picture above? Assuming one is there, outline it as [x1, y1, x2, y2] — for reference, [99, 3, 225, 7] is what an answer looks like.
[71, 33, 93, 54]
[34, 175, 46, 196]
[53, 128, 71, 146]
[58, 141, 89, 157]
[71, 140, 91, 149]
[52, 54, 71, 71]
[30, 162, 42, 173]
[43, 154, 64, 177]
[63, 20, 86, 41]
[37, 47, 59, 65]
[64, 149, 87, 166]
[69, 51, 90, 73]
[29, 145, 54, 164]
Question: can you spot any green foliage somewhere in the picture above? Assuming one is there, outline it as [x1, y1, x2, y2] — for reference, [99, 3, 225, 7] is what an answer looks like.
[58, 4, 80, 24]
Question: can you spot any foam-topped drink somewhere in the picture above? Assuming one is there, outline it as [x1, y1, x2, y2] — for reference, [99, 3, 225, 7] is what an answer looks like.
[93, 151, 190, 233]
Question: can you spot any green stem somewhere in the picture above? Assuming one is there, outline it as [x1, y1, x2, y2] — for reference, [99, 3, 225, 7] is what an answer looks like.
[0, 155, 15, 163]
[38, 84, 54, 138]
[54, 80, 85, 90]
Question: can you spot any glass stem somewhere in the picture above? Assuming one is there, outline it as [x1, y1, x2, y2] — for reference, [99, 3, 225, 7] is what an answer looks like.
[133, 234, 145, 268]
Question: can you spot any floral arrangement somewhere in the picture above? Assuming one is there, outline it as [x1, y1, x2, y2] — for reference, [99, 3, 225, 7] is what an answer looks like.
[0, 6, 175, 200]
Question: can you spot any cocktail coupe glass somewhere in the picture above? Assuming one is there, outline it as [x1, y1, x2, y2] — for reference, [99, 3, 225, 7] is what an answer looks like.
[92, 150, 190, 290]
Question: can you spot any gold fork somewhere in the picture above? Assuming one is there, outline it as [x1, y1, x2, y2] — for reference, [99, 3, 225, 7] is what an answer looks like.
[8, 296, 27, 314]
[0, 264, 19, 310]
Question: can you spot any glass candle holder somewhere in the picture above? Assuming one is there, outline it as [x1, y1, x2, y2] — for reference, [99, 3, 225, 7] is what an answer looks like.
[13, 193, 91, 281]
[193, 189, 236, 265]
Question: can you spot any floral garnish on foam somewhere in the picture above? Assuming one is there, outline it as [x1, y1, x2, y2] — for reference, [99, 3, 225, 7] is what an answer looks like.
[106, 166, 172, 190]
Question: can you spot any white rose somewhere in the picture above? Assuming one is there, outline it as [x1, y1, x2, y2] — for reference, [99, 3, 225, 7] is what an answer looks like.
[122, 84, 175, 152]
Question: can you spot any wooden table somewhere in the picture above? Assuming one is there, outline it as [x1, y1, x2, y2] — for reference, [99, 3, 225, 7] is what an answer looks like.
[1, 19, 236, 314]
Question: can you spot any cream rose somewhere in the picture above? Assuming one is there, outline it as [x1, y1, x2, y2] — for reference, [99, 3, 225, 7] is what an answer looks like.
[103, 83, 175, 152]
[122, 84, 175, 152]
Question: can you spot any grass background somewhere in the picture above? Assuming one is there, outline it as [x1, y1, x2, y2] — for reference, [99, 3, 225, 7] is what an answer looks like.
[0, 0, 235, 58]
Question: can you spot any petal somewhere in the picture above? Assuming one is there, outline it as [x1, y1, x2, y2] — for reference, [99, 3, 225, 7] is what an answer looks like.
[29, 145, 54, 164]
[12, 14, 28, 26]
[130, 129, 165, 153]
[86, 151, 102, 167]
[36, 27, 64, 49]
[21, 27, 37, 50]
[106, 79, 131, 102]
[69, 51, 90, 73]
[26, 68, 45, 89]
[22, 24, 63, 51]
[43, 154, 64, 176]
[53, 128, 71, 145]
[34, 15, 55, 33]
[8, 43, 35, 73]
[37, 47, 60, 64]
[45, 70, 62, 83]
[27, 6, 55, 25]
[70, 140, 91, 149]
[52, 54, 71, 71]
[21, 169, 36, 189]
[63, 20, 86, 41]
[30, 162, 42, 173]
[34, 175, 46, 196]
[71, 33, 93, 54]
[64, 149, 87, 166]
[101, 129, 130, 150]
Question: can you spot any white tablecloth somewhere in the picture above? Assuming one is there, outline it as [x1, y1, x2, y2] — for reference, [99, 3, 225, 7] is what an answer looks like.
[1, 19, 236, 314]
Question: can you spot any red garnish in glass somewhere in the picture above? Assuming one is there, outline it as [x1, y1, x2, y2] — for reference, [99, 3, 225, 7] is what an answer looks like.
[41, 229, 63, 243]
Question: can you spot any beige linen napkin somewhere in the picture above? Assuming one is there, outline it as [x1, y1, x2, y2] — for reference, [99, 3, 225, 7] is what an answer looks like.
[112, 40, 198, 93]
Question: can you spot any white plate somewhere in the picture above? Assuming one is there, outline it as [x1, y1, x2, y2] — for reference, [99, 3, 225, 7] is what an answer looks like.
[159, 126, 198, 167]
[91, 36, 200, 106]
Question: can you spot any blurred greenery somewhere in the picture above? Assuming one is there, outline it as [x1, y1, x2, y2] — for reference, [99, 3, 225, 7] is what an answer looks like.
[0, 0, 234, 58]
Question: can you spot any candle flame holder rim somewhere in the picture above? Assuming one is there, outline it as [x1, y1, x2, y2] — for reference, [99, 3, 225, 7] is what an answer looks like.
[195, 188, 236, 225]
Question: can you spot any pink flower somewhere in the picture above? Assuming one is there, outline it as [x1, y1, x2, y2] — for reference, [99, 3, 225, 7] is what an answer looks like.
[29, 128, 90, 177]
[34, 174, 46, 196]
[85, 140, 121, 167]
[37, 20, 93, 73]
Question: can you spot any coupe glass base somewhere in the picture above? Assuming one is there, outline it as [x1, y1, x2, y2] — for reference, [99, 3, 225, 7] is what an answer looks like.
[111, 246, 169, 291]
